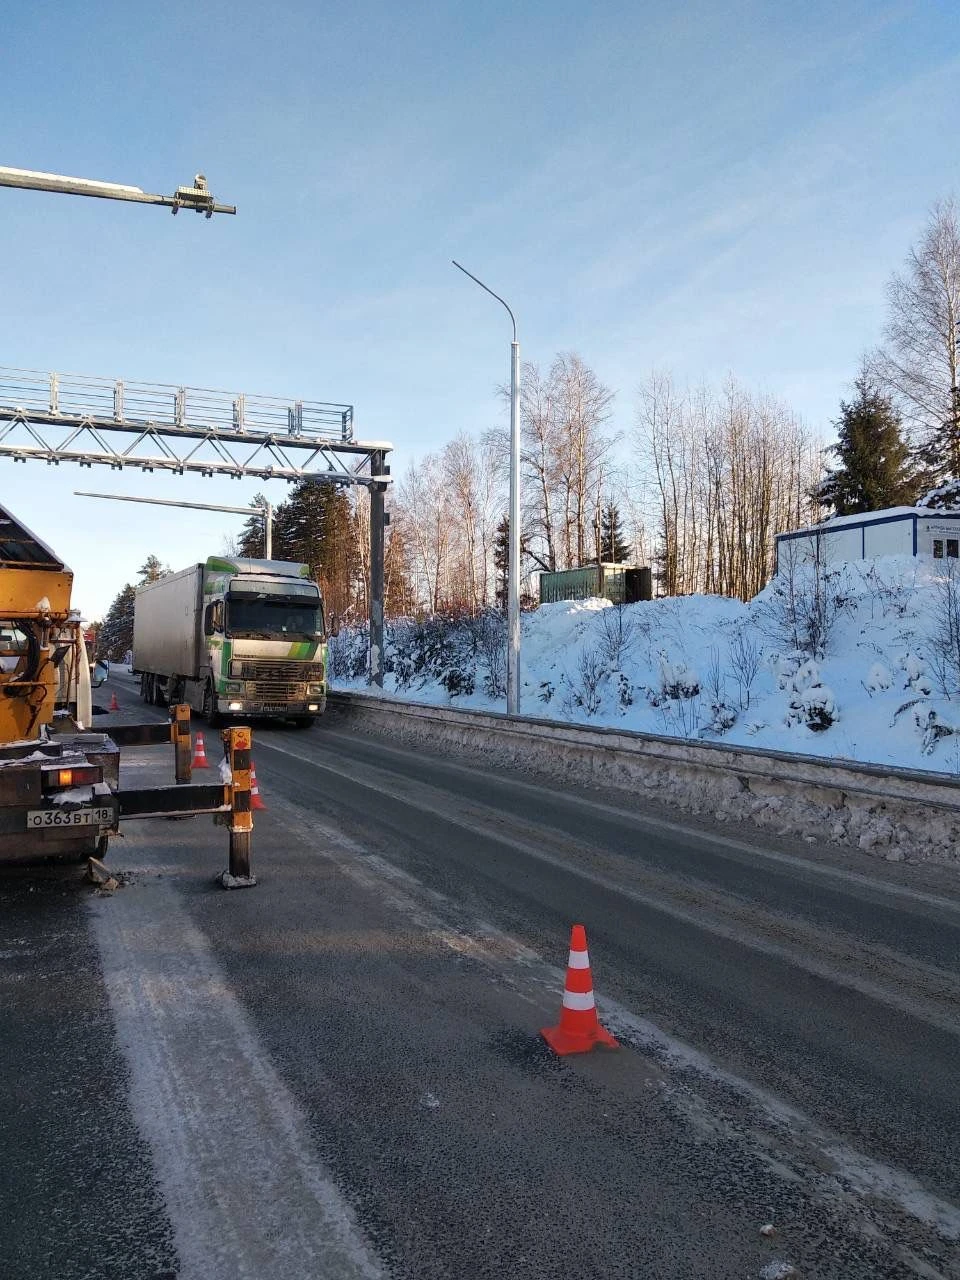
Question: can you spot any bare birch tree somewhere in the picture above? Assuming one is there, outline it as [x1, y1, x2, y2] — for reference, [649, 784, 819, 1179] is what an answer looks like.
[498, 352, 617, 573]
[441, 432, 503, 611]
[398, 453, 454, 611]
[871, 198, 960, 482]
[636, 373, 821, 599]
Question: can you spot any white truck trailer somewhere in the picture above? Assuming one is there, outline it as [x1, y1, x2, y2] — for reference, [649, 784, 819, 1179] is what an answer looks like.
[134, 556, 326, 726]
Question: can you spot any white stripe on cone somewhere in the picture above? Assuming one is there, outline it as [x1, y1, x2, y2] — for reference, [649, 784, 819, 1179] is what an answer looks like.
[562, 990, 596, 1011]
[567, 949, 590, 969]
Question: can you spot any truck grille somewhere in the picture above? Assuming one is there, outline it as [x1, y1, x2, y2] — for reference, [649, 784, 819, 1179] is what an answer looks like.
[237, 660, 324, 682]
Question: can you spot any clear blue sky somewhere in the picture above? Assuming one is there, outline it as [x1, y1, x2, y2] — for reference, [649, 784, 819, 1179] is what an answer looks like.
[3, 0, 958, 618]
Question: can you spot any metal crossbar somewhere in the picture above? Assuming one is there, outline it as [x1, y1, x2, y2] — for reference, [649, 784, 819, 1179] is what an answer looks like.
[0, 366, 391, 485]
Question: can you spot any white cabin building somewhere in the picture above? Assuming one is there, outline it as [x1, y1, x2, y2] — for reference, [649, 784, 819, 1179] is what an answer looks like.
[775, 507, 960, 570]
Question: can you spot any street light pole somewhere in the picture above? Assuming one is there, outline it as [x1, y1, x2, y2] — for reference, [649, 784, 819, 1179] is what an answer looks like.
[452, 261, 521, 715]
[74, 492, 272, 555]
[0, 166, 236, 217]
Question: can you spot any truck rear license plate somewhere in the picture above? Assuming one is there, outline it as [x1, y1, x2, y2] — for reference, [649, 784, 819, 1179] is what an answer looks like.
[26, 807, 113, 829]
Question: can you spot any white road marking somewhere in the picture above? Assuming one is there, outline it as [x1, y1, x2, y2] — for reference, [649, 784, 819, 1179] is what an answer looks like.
[88, 879, 385, 1280]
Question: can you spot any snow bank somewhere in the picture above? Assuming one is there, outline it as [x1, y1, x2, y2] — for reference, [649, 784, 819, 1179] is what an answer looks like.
[332, 556, 960, 777]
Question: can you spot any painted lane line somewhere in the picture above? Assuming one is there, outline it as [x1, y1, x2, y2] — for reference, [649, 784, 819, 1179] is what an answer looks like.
[266, 727, 960, 915]
[88, 880, 385, 1280]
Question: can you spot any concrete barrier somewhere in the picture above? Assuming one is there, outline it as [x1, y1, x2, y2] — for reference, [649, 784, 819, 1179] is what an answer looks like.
[327, 691, 960, 865]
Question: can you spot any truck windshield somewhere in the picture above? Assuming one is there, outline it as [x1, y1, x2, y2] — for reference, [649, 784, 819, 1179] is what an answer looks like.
[226, 597, 324, 640]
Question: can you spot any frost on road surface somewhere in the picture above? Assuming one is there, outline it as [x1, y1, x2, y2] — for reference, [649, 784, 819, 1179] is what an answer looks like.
[88, 877, 385, 1280]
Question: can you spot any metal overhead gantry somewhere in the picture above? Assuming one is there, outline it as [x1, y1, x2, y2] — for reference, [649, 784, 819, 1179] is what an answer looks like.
[0, 367, 393, 680]
[0, 367, 384, 482]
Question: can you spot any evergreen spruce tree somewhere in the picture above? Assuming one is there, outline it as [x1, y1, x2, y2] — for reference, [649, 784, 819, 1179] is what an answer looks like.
[137, 554, 169, 584]
[493, 517, 510, 613]
[383, 523, 415, 617]
[98, 584, 136, 661]
[272, 480, 359, 621]
[237, 493, 268, 558]
[599, 502, 633, 562]
[815, 377, 918, 516]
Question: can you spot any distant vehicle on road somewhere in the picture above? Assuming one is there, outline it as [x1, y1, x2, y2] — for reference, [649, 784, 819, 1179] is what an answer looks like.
[133, 556, 327, 727]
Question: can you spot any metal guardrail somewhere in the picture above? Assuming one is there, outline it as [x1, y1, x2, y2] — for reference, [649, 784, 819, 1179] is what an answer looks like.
[0, 366, 354, 441]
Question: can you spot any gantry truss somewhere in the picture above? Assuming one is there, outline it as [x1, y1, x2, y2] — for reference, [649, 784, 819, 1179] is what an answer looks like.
[0, 367, 391, 485]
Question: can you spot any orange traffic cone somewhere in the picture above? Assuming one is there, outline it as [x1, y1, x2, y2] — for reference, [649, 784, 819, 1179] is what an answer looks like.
[541, 924, 619, 1056]
[250, 763, 266, 811]
[191, 732, 210, 769]
[109, 691, 119, 712]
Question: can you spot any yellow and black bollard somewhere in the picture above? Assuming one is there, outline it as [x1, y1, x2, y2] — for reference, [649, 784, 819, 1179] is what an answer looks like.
[222, 724, 256, 887]
[171, 703, 193, 784]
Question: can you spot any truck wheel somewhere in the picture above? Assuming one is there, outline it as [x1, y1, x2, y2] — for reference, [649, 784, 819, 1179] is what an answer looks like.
[203, 682, 221, 727]
[292, 716, 314, 729]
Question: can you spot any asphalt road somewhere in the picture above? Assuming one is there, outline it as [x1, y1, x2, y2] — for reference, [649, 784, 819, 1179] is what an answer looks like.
[3, 669, 960, 1280]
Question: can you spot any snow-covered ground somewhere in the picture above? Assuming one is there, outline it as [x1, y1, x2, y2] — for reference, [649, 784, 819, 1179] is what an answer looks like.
[331, 555, 960, 776]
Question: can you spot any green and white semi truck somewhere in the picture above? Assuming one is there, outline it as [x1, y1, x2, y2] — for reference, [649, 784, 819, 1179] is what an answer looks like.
[133, 556, 326, 726]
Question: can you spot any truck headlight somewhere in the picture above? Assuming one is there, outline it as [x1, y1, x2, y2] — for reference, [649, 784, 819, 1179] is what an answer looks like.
[227, 700, 244, 712]
[307, 683, 324, 695]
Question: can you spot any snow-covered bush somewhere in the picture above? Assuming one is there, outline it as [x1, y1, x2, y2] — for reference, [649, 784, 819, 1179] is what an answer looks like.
[471, 610, 506, 698]
[615, 672, 634, 710]
[328, 625, 369, 679]
[863, 563, 914, 620]
[658, 653, 700, 700]
[729, 628, 761, 709]
[700, 645, 737, 736]
[703, 701, 738, 735]
[915, 706, 960, 756]
[900, 650, 932, 696]
[927, 561, 960, 697]
[596, 604, 637, 667]
[573, 647, 605, 716]
[864, 662, 893, 693]
[773, 653, 800, 691]
[790, 683, 837, 732]
[762, 538, 837, 659]
[783, 659, 837, 732]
